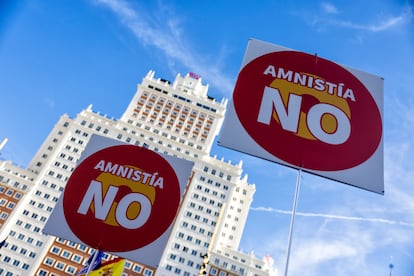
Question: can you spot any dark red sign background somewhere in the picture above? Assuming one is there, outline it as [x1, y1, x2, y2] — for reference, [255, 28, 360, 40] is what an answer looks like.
[63, 145, 180, 252]
[233, 51, 382, 171]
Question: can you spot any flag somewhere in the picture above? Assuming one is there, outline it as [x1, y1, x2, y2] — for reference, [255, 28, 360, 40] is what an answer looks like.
[89, 258, 125, 276]
[263, 253, 274, 268]
[76, 250, 104, 275]
[0, 238, 6, 249]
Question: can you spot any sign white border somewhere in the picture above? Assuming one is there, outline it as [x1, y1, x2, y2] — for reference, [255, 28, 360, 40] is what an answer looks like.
[218, 38, 384, 194]
[44, 134, 194, 266]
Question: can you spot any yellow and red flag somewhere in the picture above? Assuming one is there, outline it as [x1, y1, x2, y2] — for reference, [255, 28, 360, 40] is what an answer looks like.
[88, 258, 125, 276]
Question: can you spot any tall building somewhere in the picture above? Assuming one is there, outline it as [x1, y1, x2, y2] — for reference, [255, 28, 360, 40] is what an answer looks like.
[0, 71, 277, 276]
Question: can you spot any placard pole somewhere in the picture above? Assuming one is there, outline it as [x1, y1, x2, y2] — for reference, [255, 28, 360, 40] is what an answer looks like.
[284, 168, 302, 276]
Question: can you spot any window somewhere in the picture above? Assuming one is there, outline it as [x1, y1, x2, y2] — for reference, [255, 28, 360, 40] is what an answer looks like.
[143, 268, 153, 275]
[78, 244, 87, 252]
[51, 246, 61, 255]
[71, 254, 82, 263]
[44, 257, 54, 266]
[133, 264, 143, 272]
[61, 250, 71, 259]
[66, 266, 76, 274]
[55, 261, 65, 270]
[0, 212, 8, 219]
[38, 270, 48, 276]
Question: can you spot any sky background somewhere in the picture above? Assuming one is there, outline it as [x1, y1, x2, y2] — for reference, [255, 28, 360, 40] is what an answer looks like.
[0, 1, 413, 275]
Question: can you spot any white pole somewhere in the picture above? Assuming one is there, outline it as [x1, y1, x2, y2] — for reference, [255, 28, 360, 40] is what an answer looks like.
[284, 168, 302, 276]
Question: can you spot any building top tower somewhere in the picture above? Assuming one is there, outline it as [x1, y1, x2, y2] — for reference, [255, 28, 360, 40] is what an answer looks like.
[120, 70, 227, 156]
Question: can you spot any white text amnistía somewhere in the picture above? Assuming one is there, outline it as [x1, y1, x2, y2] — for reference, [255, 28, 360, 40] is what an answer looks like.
[94, 160, 164, 189]
[263, 65, 356, 102]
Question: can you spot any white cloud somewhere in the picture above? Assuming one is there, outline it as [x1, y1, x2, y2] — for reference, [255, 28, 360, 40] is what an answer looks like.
[94, 0, 234, 95]
[304, 4, 413, 33]
[292, 239, 357, 271]
[332, 7, 412, 32]
[251, 206, 414, 228]
[43, 97, 55, 109]
[321, 2, 339, 14]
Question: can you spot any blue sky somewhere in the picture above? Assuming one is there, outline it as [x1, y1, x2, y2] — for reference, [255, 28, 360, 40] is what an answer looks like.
[1, 1, 413, 275]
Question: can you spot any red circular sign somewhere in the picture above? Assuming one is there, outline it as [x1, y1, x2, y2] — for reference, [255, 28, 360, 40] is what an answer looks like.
[63, 145, 180, 252]
[233, 51, 382, 171]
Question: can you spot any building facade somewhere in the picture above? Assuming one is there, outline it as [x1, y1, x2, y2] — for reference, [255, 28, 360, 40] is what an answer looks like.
[0, 71, 277, 276]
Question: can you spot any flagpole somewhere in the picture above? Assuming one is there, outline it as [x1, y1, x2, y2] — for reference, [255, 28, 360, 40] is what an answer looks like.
[86, 249, 100, 275]
[283, 168, 302, 276]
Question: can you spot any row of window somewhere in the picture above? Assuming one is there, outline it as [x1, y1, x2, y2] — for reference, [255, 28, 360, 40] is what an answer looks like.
[192, 192, 223, 209]
[202, 166, 232, 182]
[15, 219, 42, 234]
[189, 201, 219, 216]
[34, 189, 59, 203]
[116, 129, 200, 159]
[41, 180, 64, 193]
[52, 238, 155, 275]
[148, 82, 219, 114]
[0, 198, 15, 210]
[42, 257, 77, 274]
[210, 267, 240, 276]
[0, 185, 22, 198]
[176, 230, 207, 247]
[185, 208, 217, 228]
[8, 229, 43, 248]
[28, 199, 54, 213]
[0, 256, 30, 271]
[135, 91, 212, 142]
[0, 176, 29, 191]
[0, 165, 34, 181]
[166, 243, 204, 275]
[181, 221, 213, 237]
[196, 180, 227, 200]
[21, 209, 48, 223]
[2, 240, 37, 258]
